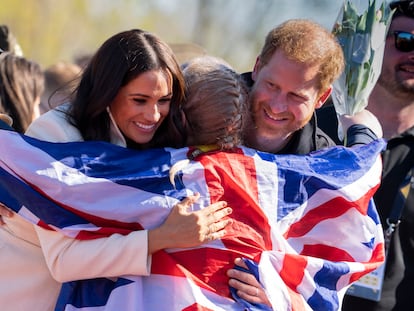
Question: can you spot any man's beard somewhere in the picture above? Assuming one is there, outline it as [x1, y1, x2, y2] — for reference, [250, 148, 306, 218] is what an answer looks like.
[378, 70, 414, 101]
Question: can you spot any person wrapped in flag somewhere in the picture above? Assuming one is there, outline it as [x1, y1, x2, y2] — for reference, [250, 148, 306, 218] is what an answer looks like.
[0, 54, 385, 310]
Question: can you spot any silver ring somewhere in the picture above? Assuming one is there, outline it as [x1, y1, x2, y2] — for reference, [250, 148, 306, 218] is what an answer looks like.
[255, 287, 259, 297]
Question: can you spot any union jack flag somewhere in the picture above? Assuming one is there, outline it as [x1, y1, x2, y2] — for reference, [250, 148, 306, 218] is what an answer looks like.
[0, 129, 385, 311]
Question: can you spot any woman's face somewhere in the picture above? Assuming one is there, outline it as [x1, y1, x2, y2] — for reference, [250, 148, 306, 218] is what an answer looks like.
[109, 69, 173, 144]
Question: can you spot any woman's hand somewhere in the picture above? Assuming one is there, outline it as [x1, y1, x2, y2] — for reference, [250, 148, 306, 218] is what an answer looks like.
[148, 193, 233, 254]
[0, 202, 14, 225]
[227, 257, 272, 307]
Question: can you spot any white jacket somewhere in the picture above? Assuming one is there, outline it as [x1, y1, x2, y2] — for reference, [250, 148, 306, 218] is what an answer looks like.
[0, 104, 151, 311]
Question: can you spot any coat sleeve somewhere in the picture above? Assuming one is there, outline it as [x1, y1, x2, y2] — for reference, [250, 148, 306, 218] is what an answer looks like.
[34, 225, 151, 282]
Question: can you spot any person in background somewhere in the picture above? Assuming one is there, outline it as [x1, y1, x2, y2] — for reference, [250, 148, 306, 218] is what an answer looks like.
[39, 61, 82, 114]
[0, 52, 44, 133]
[0, 29, 232, 311]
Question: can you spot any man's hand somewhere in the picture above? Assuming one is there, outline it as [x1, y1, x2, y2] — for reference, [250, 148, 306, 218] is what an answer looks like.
[227, 257, 272, 307]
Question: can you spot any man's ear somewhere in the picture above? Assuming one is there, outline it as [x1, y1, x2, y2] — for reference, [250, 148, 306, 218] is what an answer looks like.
[316, 87, 332, 108]
[251, 57, 261, 81]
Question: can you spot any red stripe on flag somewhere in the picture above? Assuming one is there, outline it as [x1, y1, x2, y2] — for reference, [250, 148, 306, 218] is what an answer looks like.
[199, 151, 273, 251]
[280, 253, 308, 310]
[284, 186, 380, 239]
[301, 244, 354, 262]
[349, 242, 385, 283]
[27, 182, 145, 238]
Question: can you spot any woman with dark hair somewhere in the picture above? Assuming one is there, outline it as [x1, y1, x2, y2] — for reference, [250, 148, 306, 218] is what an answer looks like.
[28, 29, 185, 148]
[0, 29, 232, 310]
